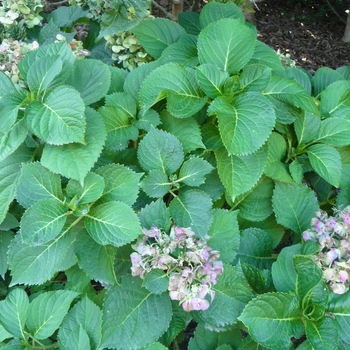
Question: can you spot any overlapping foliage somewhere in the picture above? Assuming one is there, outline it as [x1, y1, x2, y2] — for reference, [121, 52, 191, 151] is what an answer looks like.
[1, 1, 350, 349]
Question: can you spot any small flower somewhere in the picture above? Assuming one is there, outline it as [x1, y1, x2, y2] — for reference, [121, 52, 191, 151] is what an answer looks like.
[324, 249, 338, 266]
[182, 297, 210, 311]
[130, 252, 141, 265]
[338, 270, 349, 283]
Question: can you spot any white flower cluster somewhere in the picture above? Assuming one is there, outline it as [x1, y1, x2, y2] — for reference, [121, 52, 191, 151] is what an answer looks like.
[54, 34, 90, 59]
[303, 206, 350, 294]
[130, 226, 224, 312]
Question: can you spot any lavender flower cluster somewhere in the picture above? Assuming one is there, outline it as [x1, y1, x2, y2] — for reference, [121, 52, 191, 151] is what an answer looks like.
[302, 206, 350, 294]
[130, 226, 224, 312]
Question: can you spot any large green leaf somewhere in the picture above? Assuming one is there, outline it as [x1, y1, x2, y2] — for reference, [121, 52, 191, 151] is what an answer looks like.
[239, 293, 304, 350]
[236, 228, 275, 270]
[197, 18, 256, 74]
[208, 93, 275, 156]
[160, 111, 205, 153]
[58, 296, 102, 350]
[199, 1, 244, 28]
[294, 113, 321, 145]
[140, 170, 170, 198]
[105, 92, 137, 119]
[137, 127, 184, 175]
[0, 71, 17, 98]
[248, 41, 284, 70]
[16, 162, 64, 209]
[0, 288, 29, 339]
[313, 67, 345, 97]
[315, 117, 350, 147]
[215, 146, 267, 201]
[178, 12, 201, 35]
[306, 144, 341, 187]
[133, 18, 186, 59]
[194, 265, 253, 329]
[178, 158, 213, 186]
[240, 64, 272, 92]
[207, 209, 240, 264]
[143, 269, 169, 294]
[74, 230, 117, 288]
[263, 72, 319, 115]
[27, 55, 62, 94]
[169, 189, 212, 238]
[84, 201, 141, 246]
[25, 85, 86, 145]
[41, 108, 106, 182]
[67, 59, 111, 105]
[0, 146, 33, 224]
[305, 317, 338, 350]
[100, 276, 172, 350]
[138, 199, 172, 232]
[20, 198, 67, 245]
[98, 106, 138, 151]
[139, 63, 207, 118]
[95, 163, 142, 206]
[0, 231, 13, 279]
[272, 182, 319, 235]
[8, 227, 77, 286]
[26, 290, 78, 340]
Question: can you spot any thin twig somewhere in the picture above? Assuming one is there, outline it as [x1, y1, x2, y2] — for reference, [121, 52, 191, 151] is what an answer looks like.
[152, 0, 175, 20]
[324, 0, 346, 24]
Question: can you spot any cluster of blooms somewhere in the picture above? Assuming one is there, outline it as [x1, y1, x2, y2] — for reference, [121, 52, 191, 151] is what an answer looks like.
[0, 0, 43, 34]
[54, 34, 90, 60]
[0, 39, 39, 84]
[276, 49, 296, 67]
[302, 206, 350, 294]
[105, 31, 153, 70]
[130, 226, 224, 312]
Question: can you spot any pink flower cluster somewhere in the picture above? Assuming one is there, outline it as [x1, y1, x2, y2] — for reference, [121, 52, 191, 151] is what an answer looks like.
[130, 225, 224, 311]
[302, 206, 350, 294]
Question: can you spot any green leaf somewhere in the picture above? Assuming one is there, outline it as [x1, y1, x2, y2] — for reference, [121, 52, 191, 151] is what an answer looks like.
[0, 288, 29, 339]
[209, 93, 275, 156]
[58, 296, 102, 350]
[239, 293, 304, 350]
[0, 324, 13, 342]
[25, 85, 86, 145]
[215, 146, 267, 201]
[169, 189, 212, 238]
[0, 118, 29, 162]
[237, 335, 269, 350]
[95, 163, 142, 206]
[178, 158, 214, 186]
[207, 209, 240, 264]
[141, 343, 168, 350]
[137, 127, 184, 175]
[235, 176, 274, 222]
[236, 228, 275, 270]
[0, 231, 13, 278]
[143, 269, 169, 294]
[20, 199, 67, 245]
[8, 227, 77, 286]
[271, 244, 302, 293]
[98, 106, 138, 151]
[240, 263, 273, 294]
[312, 67, 345, 97]
[74, 231, 117, 288]
[100, 276, 172, 350]
[26, 290, 78, 340]
[306, 144, 341, 187]
[248, 41, 284, 70]
[65, 264, 92, 293]
[240, 64, 272, 92]
[198, 18, 256, 74]
[194, 265, 253, 329]
[272, 182, 319, 235]
[67, 59, 111, 105]
[263, 72, 319, 115]
[136, 109, 161, 132]
[27, 55, 62, 94]
[285, 67, 312, 95]
[133, 18, 186, 59]
[108, 66, 128, 95]
[328, 290, 350, 345]
[198, 170, 225, 202]
[199, 1, 244, 28]
[66, 172, 105, 205]
[294, 113, 321, 145]
[41, 108, 106, 182]
[305, 317, 338, 350]
[138, 199, 172, 231]
[140, 170, 170, 198]
[139, 63, 207, 118]
[48, 5, 89, 28]
[84, 201, 141, 247]
[315, 117, 350, 147]
[16, 162, 64, 209]
[0, 71, 17, 98]
[289, 159, 304, 183]
[160, 111, 205, 153]
[196, 64, 229, 99]
[0, 146, 33, 224]
[178, 12, 201, 35]
[105, 92, 137, 118]
[320, 80, 350, 117]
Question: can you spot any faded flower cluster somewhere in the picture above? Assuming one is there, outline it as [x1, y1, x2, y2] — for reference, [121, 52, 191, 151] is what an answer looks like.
[130, 226, 224, 312]
[302, 206, 350, 294]
[54, 34, 90, 60]
[0, 39, 39, 84]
